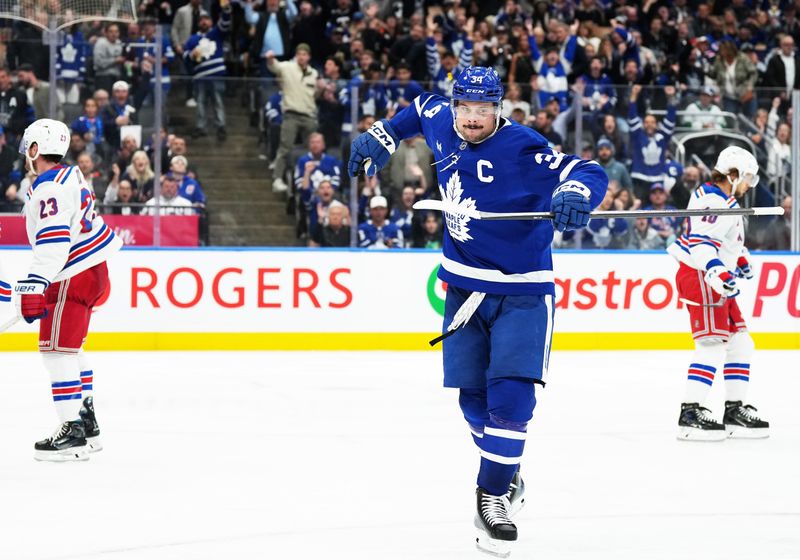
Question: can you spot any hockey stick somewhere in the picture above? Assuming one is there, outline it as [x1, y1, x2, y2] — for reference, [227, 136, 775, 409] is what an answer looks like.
[678, 297, 726, 308]
[412, 201, 785, 221]
[0, 315, 20, 334]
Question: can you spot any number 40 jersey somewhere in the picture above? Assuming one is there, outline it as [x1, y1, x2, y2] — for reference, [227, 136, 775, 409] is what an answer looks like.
[25, 165, 122, 285]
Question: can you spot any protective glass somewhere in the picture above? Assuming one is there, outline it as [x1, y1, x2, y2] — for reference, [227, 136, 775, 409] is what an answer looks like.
[741, 171, 759, 188]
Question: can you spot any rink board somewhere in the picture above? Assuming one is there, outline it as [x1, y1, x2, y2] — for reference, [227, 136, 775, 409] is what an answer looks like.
[0, 247, 798, 350]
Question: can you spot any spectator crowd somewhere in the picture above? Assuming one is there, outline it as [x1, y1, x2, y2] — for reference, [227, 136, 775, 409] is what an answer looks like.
[0, 0, 796, 251]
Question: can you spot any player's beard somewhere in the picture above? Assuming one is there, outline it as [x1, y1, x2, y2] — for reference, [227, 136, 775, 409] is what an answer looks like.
[458, 121, 492, 143]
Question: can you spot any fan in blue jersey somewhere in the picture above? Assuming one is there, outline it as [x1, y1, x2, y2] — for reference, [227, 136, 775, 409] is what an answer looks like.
[183, 1, 231, 141]
[527, 23, 578, 112]
[628, 83, 677, 201]
[55, 30, 87, 105]
[425, 31, 473, 98]
[131, 18, 175, 112]
[385, 62, 424, 112]
[348, 66, 607, 556]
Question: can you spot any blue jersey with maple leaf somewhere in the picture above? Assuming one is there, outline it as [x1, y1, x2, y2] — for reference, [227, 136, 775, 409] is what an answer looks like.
[388, 93, 608, 296]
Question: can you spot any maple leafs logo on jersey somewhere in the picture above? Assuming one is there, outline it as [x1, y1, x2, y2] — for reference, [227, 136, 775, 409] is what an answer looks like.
[197, 38, 217, 60]
[439, 171, 478, 243]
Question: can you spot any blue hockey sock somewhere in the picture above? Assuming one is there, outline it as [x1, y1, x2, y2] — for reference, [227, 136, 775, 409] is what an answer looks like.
[464, 377, 536, 496]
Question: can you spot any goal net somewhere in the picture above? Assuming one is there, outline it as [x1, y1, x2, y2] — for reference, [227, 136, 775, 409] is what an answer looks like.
[0, 0, 136, 31]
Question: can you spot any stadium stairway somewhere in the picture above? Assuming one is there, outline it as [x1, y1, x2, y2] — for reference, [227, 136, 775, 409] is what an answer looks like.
[167, 89, 299, 247]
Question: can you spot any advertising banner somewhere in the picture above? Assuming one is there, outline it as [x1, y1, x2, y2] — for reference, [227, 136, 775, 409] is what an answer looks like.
[0, 248, 797, 350]
[0, 215, 198, 247]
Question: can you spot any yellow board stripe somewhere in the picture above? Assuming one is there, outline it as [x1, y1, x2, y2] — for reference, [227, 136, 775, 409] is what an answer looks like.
[1, 332, 799, 351]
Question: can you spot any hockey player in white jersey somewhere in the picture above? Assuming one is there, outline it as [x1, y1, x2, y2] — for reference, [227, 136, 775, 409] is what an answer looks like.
[14, 119, 122, 461]
[668, 146, 769, 441]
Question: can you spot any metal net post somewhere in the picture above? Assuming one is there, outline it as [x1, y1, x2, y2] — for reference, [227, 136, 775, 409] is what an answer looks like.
[47, 17, 58, 118]
[349, 84, 359, 248]
[792, 90, 800, 252]
[153, 25, 164, 247]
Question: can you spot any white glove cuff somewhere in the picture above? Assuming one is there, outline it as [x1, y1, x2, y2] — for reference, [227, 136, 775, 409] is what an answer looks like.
[367, 121, 397, 154]
[553, 180, 591, 199]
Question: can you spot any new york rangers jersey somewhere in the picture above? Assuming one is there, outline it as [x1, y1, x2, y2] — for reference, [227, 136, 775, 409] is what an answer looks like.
[24, 165, 122, 286]
[668, 183, 745, 271]
[388, 93, 608, 295]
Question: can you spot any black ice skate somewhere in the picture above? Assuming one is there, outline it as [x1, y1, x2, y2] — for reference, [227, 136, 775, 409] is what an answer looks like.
[677, 402, 726, 441]
[79, 396, 103, 452]
[475, 487, 517, 558]
[724, 401, 769, 439]
[34, 420, 89, 462]
[506, 470, 526, 517]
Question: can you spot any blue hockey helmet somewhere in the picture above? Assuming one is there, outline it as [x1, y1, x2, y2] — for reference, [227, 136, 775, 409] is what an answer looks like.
[451, 66, 504, 104]
[451, 66, 505, 143]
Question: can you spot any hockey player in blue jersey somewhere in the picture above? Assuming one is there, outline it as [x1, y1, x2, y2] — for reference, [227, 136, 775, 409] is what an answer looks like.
[348, 67, 607, 556]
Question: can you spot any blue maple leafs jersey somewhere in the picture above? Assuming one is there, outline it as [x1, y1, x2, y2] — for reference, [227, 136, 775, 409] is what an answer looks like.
[389, 93, 608, 296]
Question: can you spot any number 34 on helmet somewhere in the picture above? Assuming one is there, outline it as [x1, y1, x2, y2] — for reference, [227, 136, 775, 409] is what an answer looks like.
[451, 66, 505, 142]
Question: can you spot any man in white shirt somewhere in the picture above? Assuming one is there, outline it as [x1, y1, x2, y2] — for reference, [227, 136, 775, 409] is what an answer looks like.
[681, 86, 727, 130]
[141, 173, 194, 215]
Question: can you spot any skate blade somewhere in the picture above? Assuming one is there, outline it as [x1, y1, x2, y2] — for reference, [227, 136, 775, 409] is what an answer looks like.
[34, 446, 90, 462]
[677, 427, 727, 442]
[86, 436, 103, 453]
[475, 532, 512, 559]
[474, 518, 515, 558]
[726, 425, 770, 439]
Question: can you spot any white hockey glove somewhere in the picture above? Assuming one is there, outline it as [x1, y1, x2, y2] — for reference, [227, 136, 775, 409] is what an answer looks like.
[704, 260, 739, 298]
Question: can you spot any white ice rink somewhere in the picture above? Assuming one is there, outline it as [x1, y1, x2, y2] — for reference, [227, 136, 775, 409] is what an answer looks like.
[0, 350, 798, 560]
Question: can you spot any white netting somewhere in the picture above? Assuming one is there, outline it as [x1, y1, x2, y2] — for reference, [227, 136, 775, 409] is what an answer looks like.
[0, 0, 136, 31]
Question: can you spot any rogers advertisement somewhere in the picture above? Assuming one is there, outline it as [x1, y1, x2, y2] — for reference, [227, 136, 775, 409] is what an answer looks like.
[0, 249, 798, 347]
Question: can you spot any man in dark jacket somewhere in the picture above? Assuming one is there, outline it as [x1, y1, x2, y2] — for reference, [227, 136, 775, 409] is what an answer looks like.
[388, 23, 427, 82]
[763, 35, 800, 99]
[0, 66, 31, 144]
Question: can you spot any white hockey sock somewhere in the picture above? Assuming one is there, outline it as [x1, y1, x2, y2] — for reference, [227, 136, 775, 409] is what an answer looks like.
[684, 338, 726, 405]
[78, 350, 93, 400]
[724, 332, 754, 403]
[42, 353, 82, 423]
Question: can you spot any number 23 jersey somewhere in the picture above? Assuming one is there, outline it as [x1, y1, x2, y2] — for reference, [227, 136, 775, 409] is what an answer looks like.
[25, 165, 122, 285]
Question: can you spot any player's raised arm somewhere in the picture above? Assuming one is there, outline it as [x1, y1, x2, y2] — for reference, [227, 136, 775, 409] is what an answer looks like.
[347, 92, 444, 177]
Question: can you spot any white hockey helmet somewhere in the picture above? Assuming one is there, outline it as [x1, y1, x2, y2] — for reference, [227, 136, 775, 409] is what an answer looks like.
[714, 146, 759, 190]
[18, 119, 70, 159]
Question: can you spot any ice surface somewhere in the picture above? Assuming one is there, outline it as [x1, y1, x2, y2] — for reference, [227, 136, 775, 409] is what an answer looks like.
[0, 350, 798, 560]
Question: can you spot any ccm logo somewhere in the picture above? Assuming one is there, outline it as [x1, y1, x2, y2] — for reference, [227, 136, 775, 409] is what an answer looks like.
[465, 88, 484, 93]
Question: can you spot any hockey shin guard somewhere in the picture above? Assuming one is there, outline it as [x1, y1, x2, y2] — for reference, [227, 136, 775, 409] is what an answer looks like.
[42, 353, 82, 422]
[477, 377, 536, 496]
[723, 332, 754, 402]
[685, 338, 726, 404]
[78, 349, 94, 399]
